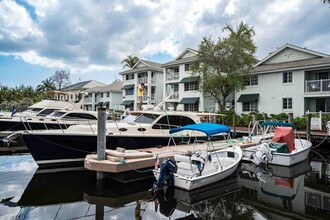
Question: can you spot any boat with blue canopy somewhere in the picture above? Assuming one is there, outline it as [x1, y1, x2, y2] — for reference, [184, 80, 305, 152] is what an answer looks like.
[153, 123, 242, 191]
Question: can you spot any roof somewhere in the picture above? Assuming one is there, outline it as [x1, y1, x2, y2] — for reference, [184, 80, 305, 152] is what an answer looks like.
[119, 59, 162, 75]
[162, 48, 198, 67]
[85, 80, 123, 93]
[252, 57, 330, 74]
[62, 80, 106, 91]
[169, 123, 230, 136]
[255, 43, 329, 67]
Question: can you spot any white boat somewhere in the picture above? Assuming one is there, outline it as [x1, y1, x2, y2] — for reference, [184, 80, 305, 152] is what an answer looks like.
[153, 123, 243, 191]
[21, 110, 225, 167]
[242, 122, 312, 166]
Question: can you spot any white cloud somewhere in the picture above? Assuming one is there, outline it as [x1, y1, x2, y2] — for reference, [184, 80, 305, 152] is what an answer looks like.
[0, 0, 329, 79]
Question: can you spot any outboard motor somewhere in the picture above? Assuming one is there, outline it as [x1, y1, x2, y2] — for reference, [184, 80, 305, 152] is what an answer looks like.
[153, 159, 178, 192]
[252, 143, 272, 165]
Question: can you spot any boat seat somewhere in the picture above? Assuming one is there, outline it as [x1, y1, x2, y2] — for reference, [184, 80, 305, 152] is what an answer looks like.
[174, 155, 199, 177]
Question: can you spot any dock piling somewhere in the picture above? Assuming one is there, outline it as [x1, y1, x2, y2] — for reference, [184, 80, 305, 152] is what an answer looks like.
[97, 107, 107, 180]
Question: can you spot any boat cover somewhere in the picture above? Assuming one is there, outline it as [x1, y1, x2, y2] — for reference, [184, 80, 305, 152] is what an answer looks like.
[272, 127, 295, 152]
[260, 121, 295, 129]
[169, 123, 230, 137]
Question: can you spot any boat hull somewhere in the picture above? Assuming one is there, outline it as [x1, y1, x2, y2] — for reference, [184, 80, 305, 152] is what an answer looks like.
[242, 139, 312, 166]
[22, 133, 197, 167]
[153, 147, 242, 191]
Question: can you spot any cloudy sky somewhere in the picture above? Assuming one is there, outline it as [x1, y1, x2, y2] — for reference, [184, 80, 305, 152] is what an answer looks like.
[0, 0, 329, 88]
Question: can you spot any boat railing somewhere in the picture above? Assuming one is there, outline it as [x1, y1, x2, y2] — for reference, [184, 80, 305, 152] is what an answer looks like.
[248, 120, 263, 137]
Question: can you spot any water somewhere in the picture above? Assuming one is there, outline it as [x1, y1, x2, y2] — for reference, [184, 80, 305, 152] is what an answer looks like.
[0, 150, 329, 220]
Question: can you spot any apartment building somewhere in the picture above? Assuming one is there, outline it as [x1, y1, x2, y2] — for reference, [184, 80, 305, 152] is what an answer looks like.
[82, 79, 123, 111]
[162, 48, 216, 112]
[119, 60, 163, 111]
[59, 80, 106, 103]
[236, 43, 330, 117]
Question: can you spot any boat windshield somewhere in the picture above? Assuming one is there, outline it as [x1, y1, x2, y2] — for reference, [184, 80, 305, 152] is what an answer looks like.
[134, 113, 159, 124]
[48, 111, 66, 118]
[24, 108, 43, 113]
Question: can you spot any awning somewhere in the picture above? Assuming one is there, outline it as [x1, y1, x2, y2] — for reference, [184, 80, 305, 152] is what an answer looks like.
[179, 97, 199, 104]
[121, 84, 134, 90]
[121, 100, 134, 105]
[180, 76, 200, 83]
[104, 101, 110, 107]
[237, 94, 259, 102]
[96, 102, 103, 106]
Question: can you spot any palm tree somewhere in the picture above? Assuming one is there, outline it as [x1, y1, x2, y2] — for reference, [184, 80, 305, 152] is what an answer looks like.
[223, 21, 255, 40]
[37, 78, 56, 93]
[121, 55, 139, 69]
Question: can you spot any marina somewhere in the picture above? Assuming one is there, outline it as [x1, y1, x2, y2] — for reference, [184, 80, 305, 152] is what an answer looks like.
[1, 148, 329, 219]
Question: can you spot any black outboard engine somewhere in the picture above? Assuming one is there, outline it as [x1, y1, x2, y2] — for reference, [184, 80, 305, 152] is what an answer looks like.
[154, 159, 178, 191]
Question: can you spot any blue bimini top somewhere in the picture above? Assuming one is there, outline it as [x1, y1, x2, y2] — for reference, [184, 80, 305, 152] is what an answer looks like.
[260, 121, 296, 129]
[169, 123, 230, 137]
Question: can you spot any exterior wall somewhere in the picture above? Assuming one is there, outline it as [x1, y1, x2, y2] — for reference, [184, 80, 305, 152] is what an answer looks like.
[110, 92, 122, 110]
[264, 48, 319, 64]
[236, 70, 305, 117]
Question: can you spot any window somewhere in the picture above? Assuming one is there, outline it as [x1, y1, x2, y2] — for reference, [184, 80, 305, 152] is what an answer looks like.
[282, 98, 292, 109]
[283, 72, 292, 83]
[242, 101, 258, 112]
[126, 74, 134, 80]
[244, 75, 258, 86]
[125, 88, 134, 95]
[100, 93, 103, 98]
[184, 81, 199, 91]
[185, 64, 190, 71]
[184, 103, 199, 111]
[152, 115, 196, 129]
[106, 92, 109, 97]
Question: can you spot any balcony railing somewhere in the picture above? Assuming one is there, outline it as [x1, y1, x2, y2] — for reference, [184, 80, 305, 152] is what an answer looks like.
[138, 77, 148, 84]
[306, 79, 330, 93]
[166, 92, 179, 100]
[166, 73, 179, 81]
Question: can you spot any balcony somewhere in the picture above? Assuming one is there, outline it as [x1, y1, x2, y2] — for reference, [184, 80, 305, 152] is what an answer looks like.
[138, 77, 148, 84]
[166, 92, 179, 100]
[166, 73, 179, 81]
[306, 79, 330, 93]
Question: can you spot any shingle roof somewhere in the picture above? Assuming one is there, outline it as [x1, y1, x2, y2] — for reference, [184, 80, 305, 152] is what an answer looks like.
[119, 59, 162, 75]
[253, 57, 330, 74]
[161, 56, 197, 67]
[85, 79, 123, 93]
[61, 80, 93, 91]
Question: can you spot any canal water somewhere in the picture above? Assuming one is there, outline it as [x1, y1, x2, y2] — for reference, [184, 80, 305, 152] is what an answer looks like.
[0, 146, 329, 219]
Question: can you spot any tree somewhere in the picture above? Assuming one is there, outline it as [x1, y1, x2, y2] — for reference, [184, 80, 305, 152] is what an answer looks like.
[192, 21, 257, 112]
[52, 70, 71, 91]
[121, 55, 139, 69]
[37, 77, 56, 93]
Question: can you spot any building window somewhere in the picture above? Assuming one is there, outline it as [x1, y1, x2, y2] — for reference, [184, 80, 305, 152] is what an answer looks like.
[126, 74, 134, 80]
[283, 98, 292, 109]
[283, 72, 292, 83]
[185, 64, 190, 71]
[184, 103, 199, 111]
[184, 81, 199, 91]
[106, 92, 109, 97]
[100, 93, 103, 98]
[242, 101, 258, 112]
[125, 88, 134, 96]
[244, 75, 258, 86]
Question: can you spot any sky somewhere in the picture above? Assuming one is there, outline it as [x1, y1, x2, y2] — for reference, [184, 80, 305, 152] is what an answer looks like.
[0, 0, 330, 88]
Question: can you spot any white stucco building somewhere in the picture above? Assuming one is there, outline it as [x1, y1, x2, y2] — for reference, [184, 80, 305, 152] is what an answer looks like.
[119, 60, 163, 111]
[82, 79, 123, 111]
[236, 43, 330, 117]
[162, 48, 216, 112]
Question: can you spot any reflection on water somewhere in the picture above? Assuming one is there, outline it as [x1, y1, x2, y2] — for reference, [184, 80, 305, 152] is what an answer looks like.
[1, 151, 330, 219]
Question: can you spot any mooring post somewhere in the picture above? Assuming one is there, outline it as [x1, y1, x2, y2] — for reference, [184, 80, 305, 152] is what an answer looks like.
[306, 111, 311, 140]
[233, 112, 236, 138]
[97, 107, 106, 180]
[288, 113, 293, 123]
[252, 112, 257, 136]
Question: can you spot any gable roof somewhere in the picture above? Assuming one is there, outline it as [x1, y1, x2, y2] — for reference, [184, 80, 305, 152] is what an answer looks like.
[85, 79, 123, 93]
[162, 48, 198, 67]
[119, 59, 162, 75]
[255, 43, 329, 67]
[61, 80, 93, 91]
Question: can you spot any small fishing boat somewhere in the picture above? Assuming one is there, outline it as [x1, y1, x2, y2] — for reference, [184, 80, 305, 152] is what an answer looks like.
[153, 123, 243, 191]
[242, 122, 312, 166]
